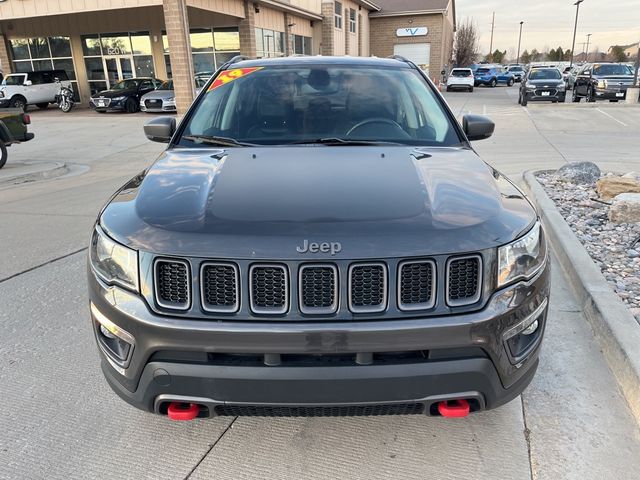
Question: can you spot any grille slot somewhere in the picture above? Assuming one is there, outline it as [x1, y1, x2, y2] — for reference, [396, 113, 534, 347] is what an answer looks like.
[200, 262, 239, 313]
[154, 259, 190, 310]
[348, 263, 387, 313]
[398, 260, 436, 311]
[249, 264, 289, 314]
[299, 264, 338, 314]
[214, 403, 424, 417]
[446, 255, 482, 306]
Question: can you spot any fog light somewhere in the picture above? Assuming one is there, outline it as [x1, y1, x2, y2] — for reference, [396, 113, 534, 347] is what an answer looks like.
[100, 324, 117, 339]
[91, 303, 135, 371]
[521, 319, 539, 336]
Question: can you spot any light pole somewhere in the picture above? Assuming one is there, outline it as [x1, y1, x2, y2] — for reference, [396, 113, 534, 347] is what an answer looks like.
[585, 33, 592, 62]
[517, 21, 524, 64]
[569, 0, 584, 68]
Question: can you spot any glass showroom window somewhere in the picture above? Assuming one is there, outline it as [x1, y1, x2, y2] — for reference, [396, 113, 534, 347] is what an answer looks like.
[349, 9, 356, 33]
[163, 28, 239, 76]
[293, 35, 312, 55]
[335, 2, 343, 29]
[8, 36, 79, 101]
[255, 28, 285, 58]
[81, 32, 154, 95]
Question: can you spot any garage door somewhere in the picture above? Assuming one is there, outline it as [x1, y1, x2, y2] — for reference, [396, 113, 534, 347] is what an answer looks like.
[394, 43, 430, 76]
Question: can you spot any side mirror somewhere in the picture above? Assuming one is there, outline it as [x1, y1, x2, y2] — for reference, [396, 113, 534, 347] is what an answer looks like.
[462, 114, 495, 142]
[24, 80, 32, 86]
[144, 116, 176, 143]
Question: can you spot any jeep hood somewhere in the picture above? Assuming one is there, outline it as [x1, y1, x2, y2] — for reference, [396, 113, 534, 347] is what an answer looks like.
[100, 146, 536, 259]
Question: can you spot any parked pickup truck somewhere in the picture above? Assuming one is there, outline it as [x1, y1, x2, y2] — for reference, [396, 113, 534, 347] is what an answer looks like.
[0, 109, 34, 169]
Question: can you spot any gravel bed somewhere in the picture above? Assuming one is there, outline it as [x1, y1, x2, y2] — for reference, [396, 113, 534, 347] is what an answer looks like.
[536, 172, 640, 323]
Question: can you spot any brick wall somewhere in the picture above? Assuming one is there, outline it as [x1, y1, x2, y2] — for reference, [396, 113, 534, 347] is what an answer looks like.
[370, 14, 449, 77]
[0, 34, 12, 76]
[163, 0, 195, 114]
[320, 0, 334, 55]
[239, 0, 257, 57]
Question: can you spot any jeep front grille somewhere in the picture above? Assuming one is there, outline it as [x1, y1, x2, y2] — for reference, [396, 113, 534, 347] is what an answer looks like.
[446, 255, 482, 306]
[201, 262, 239, 313]
[249, 264, 289, 314]
[154, 259, 190, 310]
[299, 264, 338, 314]
[348, 263, 387, 313]
[398, 260, 436, 310]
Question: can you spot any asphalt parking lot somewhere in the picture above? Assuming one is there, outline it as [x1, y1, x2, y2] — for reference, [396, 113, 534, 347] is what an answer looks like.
[2, 87, 640, 480]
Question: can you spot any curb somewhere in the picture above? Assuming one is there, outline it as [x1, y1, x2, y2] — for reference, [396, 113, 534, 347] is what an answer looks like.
[0, 162, 68, 186]
[523, 170, 640, 423]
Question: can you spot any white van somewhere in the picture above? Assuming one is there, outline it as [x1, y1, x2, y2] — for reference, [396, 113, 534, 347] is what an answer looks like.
[0, 70, 72, 111]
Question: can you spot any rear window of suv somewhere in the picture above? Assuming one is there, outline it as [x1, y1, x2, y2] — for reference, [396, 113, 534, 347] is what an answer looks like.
[451, 69, 472, 77]
[181, 64, 462, 147]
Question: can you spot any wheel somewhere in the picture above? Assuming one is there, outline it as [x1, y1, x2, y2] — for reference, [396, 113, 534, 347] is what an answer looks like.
[587, 87, 596, 103]
[60, 99, 73, 113]
[490, 79, 497, 88]
[508, 79, 514, 87]
[521, 95, 528, 107]
[469, 87, 474, 93]
[572, 88, 581, 103]
[0, 141, 6, 169]
[9, 96, 26, 111]
[125, 97, 138, 113]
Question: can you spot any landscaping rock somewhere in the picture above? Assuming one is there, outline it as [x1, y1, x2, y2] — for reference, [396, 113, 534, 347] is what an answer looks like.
[557, 161, 601, 184]
[609, 193, 640, 224]
[596, 176, 640, 200]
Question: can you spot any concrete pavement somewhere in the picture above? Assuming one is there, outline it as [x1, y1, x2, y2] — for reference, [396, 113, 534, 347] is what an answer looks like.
[1, 87, 640, 479]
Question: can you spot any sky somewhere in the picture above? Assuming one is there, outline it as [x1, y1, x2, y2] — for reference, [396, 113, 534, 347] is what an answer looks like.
[455, 0, 639, 57]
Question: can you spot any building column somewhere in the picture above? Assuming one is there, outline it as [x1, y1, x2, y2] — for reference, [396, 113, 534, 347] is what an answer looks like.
[357, 14, 363, 56]
[284, 14, 293, 56]
[162, 0, 195, 114]
[150, 29, 168, 81]
[0, 34, 12, 75]
[69, 34, 90, 104]
[321, 0, 335, 55]
[239, 1, 257, 58]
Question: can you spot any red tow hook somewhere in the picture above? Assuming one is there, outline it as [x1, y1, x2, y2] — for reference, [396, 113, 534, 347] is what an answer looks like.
[167, 402, 199, 421]
[437, 399, 470, 418]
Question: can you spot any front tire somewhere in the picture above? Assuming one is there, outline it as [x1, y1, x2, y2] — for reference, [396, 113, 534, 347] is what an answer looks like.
[10, 96, 26, 111]
[60, 100, 73, 113]
[572, 88, 581, 103]
[490, 79, 497, 88]
[36, 102, 49, 110]
[508, 79, 514, 87]
[125, 97, 138, 113]
[0, 141, 7, 169]
[521, 95, 528, 107]
[587, 87, 596, 103]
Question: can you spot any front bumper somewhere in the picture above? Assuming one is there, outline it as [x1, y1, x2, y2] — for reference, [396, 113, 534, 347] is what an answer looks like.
[595, 88, 628, 100]
[523, 90, 566, 102]
[89, 262, 550, 416]
[140, 100, 176, 113]
[90, 99, 125, 112]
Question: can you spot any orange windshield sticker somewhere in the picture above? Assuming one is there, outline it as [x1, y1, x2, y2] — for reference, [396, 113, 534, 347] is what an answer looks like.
[207, 67, 263, 92]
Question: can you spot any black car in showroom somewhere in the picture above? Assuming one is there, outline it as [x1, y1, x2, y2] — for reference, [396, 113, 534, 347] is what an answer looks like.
[90, 78, 163, 113]
[518, 67, 566, 106]
[88, 56, 549, 421]
[572, 63, 635, 102]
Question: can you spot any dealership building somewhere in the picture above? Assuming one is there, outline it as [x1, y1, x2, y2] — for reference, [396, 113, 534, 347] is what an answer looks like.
[0, 0, 455, 110]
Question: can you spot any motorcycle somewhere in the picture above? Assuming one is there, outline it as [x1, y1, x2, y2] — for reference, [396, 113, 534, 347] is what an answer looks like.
[54, 77, 74, 113]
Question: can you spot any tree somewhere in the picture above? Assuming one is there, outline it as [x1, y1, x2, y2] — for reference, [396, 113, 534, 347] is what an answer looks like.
[609, 45, 627, 62]
[454, 19, 479, 67]
[530, 49, 542, 62]
[548, 48, 557, 61]
[520, 49, 531, 64]
[490, 49, 506, 64]
[563, 49, 573, 61]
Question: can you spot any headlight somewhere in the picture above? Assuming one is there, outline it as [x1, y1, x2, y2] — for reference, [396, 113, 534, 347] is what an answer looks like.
[166, 97, 175, 102]
[90, 225, 139, 291]
[597, 80, 607, 89]
[112, 96, 126, 102]
[556, 83, 566, 90]
[526, 83, 536, 90]
[497, 222, 546, 288]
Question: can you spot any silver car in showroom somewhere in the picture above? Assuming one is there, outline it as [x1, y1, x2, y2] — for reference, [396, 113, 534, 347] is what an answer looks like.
[140, 80, 175, 113]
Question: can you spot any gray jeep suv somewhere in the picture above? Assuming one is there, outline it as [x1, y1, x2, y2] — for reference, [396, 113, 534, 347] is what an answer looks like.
[88, 56, 549, 420]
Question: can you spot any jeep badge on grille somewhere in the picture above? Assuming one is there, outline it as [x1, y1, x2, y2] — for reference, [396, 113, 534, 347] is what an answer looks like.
[296, 240, 342, 256]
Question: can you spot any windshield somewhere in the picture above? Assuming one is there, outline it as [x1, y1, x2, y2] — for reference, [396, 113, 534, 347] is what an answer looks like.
[476, 68, 491, 74]
[3, 75, 26, 86]
[529, 69, 562, 80]
[111, 79, 140, 90]
[593, 64, 633, 76]
[451, 69, 471, 77]
[180, 65, 461, 147]
[158, 80, 173, 90]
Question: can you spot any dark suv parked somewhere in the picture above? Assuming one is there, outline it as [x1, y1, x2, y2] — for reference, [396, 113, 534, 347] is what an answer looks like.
[519, 67, 566, 106]
[88, 56, 550, 420]
[572, 63, 635, 102]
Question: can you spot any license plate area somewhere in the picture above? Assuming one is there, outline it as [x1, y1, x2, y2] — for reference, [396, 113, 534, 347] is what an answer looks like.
[541, 91, 550, 97]
[616, 92, 624, 97]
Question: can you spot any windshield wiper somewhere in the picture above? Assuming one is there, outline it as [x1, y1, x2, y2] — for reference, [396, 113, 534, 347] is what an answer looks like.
[182, 135, 257, 147]
[290, 137, 402, 146]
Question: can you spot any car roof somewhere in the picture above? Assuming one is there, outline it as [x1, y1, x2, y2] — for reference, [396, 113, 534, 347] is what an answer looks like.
[230, 56, 414, 69]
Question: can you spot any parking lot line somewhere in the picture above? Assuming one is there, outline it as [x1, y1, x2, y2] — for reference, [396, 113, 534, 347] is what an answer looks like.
[595, 108, 628, 127]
